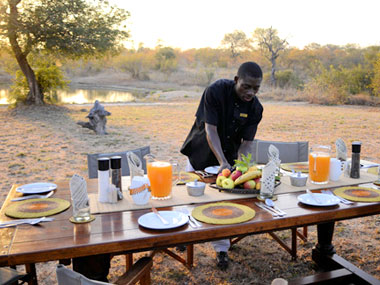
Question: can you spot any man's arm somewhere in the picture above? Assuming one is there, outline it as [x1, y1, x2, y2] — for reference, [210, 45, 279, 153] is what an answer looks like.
[205, 123, 231, 171]
[238, 140, 254, 159]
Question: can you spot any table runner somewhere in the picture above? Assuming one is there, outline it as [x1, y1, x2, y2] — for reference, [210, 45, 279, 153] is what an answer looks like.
[89, 170, 377, 214]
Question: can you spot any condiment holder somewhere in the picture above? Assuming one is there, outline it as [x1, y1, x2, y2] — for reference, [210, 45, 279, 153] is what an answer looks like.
[186, 180, 206, 197]
[290, 172, 308, 187]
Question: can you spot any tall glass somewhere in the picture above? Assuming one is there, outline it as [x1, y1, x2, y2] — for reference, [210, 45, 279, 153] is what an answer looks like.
[145, 155, 179, 200]
[309, 145, 331, 184]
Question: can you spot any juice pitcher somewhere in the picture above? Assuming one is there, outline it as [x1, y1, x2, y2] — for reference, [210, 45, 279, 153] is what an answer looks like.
[309, 145, 331, 184]
[144, 154, 179, 200]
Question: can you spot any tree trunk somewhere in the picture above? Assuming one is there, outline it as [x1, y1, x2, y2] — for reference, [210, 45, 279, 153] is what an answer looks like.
[270, 56, 277, 86]
[8, 0, 44, 105]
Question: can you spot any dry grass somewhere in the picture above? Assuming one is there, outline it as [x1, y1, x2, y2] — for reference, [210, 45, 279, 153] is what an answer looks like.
[0, 96, 380, 284]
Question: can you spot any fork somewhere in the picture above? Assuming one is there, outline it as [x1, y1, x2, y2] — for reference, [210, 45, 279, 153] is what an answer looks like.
[11, 191, 54, 202]
[322, 190, 354, 205]
[0, 217, 54, 228]
[182, 208, 201, 227]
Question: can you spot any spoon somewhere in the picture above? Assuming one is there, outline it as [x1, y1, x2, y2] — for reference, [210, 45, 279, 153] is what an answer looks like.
[265, 199, 287, 216]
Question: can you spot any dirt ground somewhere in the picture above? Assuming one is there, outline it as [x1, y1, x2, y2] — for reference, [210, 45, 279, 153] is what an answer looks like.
[0, 93, 380, 284]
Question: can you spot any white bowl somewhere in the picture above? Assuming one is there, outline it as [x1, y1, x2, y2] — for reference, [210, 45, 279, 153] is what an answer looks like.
[290, 173, 308, 187]
[186, 181, 206, 197]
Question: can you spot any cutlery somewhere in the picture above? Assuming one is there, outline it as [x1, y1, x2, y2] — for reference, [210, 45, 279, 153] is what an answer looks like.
[306, 189, 321, 204]
[255, 202, 279, 217]
[182, 208, 201, 228]
[11, 191, 54, 202]
[195, 170, 213, 178]
[0, 217, 54, 228]
[259, 202, 285, 216]
[151, 205, 169, 225]
[265, 199, 287, 216]
[322, 189, 354, 205]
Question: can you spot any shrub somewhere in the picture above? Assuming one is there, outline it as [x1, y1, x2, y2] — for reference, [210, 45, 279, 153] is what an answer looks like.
[9, 54, 69, 105]
[274, 69, 304, 89]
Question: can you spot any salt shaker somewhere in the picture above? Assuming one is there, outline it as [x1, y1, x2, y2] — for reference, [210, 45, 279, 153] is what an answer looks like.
[110, 156, 123, 200]
[350, 141, 361, 179]
[98, 157, 110, 203]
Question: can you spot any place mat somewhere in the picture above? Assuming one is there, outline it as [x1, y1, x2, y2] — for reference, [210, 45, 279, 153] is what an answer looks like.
[373, 181, 380, 187]
[5, 198, 70, 218]
[176, 172, 200, 185]
[89, 170, 378, 214]
[192, 202, 255, 225]
[333, 186, 380, 202]
[281, 162, 309, 173]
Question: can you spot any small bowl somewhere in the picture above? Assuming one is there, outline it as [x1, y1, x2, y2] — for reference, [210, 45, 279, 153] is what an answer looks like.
[186, 181, 206, 197]
[290, 173, 308, 187]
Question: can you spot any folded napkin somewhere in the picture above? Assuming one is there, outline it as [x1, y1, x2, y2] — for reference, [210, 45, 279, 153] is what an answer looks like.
[127, 151, 144, 178]
[335, 138, 347, 161]
[260, 161, 277, 197]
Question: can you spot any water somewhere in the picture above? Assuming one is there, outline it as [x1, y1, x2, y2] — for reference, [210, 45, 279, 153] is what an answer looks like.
[0, 87, 142, 104]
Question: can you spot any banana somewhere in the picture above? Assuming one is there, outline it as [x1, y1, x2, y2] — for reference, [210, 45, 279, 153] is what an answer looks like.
[234, 170, 261, 186]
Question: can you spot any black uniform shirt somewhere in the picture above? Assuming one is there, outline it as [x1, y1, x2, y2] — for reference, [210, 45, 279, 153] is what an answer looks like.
[180, 79, 263, 170]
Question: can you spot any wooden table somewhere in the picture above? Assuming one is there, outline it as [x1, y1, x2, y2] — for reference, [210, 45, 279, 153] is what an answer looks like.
[1, 179, 380, 284]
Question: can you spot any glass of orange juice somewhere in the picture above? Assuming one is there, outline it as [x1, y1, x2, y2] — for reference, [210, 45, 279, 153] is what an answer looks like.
[145, 155, 179, 200]
[309, 145, 331, 184]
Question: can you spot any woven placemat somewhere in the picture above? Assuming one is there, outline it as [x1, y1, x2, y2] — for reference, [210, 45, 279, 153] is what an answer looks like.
[192, 202, 255, 225]
[5, 198, 71, 218]
[280, 162, 309, 173]
[333, 186, 380, 202]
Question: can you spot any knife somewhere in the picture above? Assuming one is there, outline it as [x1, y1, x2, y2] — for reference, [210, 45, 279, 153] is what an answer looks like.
[255, 202, 279, 217]
[151, 205, 169, 225]
[306, 189, 321, 204]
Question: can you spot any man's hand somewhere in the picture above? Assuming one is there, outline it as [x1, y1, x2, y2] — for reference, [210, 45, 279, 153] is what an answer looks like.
[219, 162, 232, 174]
[205, 123, 230, 169]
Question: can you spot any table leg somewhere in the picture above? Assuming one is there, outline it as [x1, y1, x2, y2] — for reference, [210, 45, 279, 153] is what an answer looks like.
[25, 263, 38, 285]
[312, 221, 336, 269]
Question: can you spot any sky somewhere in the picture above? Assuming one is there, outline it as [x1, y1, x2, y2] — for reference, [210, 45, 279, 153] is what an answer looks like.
[109, 0, 380, 50]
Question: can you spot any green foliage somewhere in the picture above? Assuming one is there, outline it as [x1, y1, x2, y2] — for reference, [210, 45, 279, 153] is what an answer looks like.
[155, 47, 177, 73]
[370, 54, 380, 97]
[9, 54, 69, 104]
[221, 30, 249, 59]
[273, 69, 303, 89]
[118, 50, 153, 80]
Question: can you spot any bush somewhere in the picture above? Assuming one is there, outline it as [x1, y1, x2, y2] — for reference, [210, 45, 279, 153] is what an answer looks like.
[9, 54, 69, 105]
[274, 69, 304, 89]
[118, 51, 152, 80]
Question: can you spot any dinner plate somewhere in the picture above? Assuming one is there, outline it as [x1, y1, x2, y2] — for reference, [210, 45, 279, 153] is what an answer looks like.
[16, 182, 57, 194]
[297, 193, 340, 207]
[138, 211, 189, 230]
[204, 166, 219, 175]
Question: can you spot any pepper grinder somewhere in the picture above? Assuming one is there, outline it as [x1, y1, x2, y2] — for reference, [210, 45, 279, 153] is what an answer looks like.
[350, 141, 361, 179]
[110, 156, 123, 200]
[98, 157, 110, 203]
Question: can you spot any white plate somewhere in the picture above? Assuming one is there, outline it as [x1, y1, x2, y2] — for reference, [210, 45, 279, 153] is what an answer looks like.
[138, 211, 189, 230]
[297, 193, 340, 207]
[16, 182, 57, 194]
[204, 166, 219, 175]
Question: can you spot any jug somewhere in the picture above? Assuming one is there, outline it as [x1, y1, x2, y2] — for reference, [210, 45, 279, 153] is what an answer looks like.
[144, 154, 179, 200]
[309, 144, 331, 184]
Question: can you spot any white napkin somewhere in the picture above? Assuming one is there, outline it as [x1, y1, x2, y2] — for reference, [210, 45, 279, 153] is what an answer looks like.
[335, 138, 347, 161]
[70, 174, 89, 209]
[129, 176, 151, 205]
[127, 152, 144, 178]
[260, 161, 277, 197]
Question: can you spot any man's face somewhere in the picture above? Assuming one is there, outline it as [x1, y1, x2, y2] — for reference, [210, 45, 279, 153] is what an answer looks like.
[234, 75, 262, 102]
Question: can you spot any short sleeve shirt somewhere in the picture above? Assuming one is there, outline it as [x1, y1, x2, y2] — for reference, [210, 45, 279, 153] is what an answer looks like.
[180, 79, 263, 170]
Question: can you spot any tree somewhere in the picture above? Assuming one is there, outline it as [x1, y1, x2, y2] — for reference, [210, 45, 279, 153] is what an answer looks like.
[0, 0, 129, 105]
[221, 30, 249, 60]
[252, 27, 288, 85]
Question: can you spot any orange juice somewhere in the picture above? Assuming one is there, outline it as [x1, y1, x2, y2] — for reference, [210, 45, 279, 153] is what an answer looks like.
[309, 153, 331, 183]
[147, 161, 173, 199]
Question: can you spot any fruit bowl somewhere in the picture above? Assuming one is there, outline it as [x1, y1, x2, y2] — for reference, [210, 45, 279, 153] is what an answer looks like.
[209, 181, 281, 195]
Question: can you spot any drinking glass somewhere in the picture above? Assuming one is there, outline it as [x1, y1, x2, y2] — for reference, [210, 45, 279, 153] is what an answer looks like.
[309, 145, 331, 184]
[145, 155, 179, 200]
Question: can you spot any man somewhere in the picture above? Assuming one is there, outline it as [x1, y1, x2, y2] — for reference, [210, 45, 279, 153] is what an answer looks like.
[180, 61, 263, 270]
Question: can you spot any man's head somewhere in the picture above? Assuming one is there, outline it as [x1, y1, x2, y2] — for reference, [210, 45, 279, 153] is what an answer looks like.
[234, 62, 262, 102]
